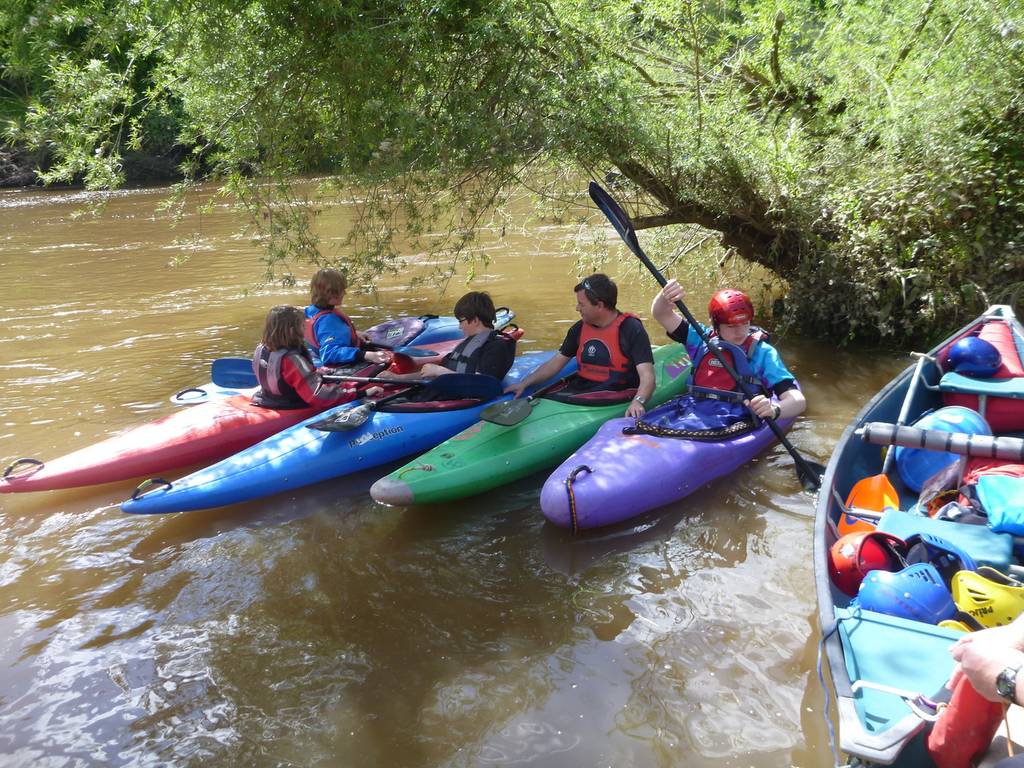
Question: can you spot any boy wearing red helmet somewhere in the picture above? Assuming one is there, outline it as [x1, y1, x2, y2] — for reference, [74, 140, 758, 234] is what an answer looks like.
[650, 279, 806, 428]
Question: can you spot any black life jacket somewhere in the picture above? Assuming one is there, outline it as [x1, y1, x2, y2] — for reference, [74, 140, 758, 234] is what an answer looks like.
[251, 344, 309, 410]
[444, 329, 512, 374]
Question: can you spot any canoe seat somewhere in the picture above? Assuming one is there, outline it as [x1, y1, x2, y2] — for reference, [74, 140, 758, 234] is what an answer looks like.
[940, 372, 1024, 399]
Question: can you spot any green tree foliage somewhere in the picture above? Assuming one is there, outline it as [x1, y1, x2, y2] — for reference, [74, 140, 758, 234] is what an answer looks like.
[5, 0, 1023, 343]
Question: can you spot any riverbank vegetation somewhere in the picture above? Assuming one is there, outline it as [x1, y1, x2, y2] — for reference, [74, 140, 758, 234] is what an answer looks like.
[3, 0, 1022, 344]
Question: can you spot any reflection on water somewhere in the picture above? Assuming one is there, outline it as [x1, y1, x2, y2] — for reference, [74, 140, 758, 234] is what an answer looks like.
[0, 183, 886, 766]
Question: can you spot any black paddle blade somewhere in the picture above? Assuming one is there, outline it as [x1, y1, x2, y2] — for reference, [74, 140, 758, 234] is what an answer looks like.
[588, 182, 642, 257]
[797, 458, 826, 492]
[480, 397, 535, 426]
[307, 402, 374, 432]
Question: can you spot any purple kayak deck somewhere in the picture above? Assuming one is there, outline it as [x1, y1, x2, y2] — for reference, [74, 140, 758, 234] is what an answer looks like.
[540, 411, 795, 530]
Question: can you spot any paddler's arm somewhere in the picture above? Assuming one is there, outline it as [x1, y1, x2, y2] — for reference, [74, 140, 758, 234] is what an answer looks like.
[651, 279, 686, 332]
[746, 386, 806, 421]
[504, 353, 571, 399]
[949, 613, 1024, 702]
[625, 362, 655, 419]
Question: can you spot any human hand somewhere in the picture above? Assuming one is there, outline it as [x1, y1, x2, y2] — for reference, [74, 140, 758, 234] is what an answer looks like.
[504, 382, 528, 399]
[625, 399, 646, 419]
[366, 350, 391, 365]
[363, 385, 384, 398]
[745, 394, 778, 420]
[660, 279, 685, 305]
[950, 636, 1024, 702]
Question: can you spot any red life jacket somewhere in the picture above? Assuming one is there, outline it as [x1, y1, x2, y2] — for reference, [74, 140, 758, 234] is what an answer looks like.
[577, 313, 638, 385]
[691, 328, 768, 392]
[303, 308, 359, 357]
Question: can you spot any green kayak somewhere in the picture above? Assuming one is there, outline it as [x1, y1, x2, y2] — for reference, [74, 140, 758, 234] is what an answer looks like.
[369, 344, 692, 505]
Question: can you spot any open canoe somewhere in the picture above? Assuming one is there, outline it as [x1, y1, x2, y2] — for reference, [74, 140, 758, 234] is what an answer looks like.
[815, 304, 1024, 766]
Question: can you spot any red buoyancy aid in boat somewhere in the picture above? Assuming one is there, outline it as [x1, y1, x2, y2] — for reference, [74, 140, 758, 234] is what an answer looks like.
[926, 675, 1004, 768]
[691, 328, 769, 393]
[303, 308, 359, 357]
[576, 313, 639, 385]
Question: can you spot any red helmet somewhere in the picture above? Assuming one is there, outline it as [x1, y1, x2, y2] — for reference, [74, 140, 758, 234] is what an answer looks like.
[708, 289, 753, 325]
[828, 531, 907, 596]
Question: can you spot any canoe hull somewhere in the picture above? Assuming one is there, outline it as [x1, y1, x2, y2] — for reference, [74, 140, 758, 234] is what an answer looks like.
[815, 304, 1024, 766]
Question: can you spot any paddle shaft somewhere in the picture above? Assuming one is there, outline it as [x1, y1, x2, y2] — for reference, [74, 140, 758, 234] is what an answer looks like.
[322, 374, 420, 385]
[879, 353, 929, 475]
[588, 181, 822, 490]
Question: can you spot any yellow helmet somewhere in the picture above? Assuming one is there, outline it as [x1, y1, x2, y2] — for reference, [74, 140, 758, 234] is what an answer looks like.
[951, 567, 1024, 628]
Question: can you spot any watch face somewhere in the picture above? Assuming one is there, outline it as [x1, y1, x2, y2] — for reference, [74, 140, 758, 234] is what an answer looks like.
[997, 665, 1020, 701]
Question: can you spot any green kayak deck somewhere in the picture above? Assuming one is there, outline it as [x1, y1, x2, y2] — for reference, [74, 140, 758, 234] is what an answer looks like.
[369, 344, 692, 505]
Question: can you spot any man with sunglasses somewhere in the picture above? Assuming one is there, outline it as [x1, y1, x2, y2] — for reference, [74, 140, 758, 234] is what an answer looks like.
[506, 273, 655, 418]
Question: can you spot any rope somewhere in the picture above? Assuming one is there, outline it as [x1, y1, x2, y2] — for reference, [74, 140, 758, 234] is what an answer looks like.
[623, 417, 755, 442]
[565, 465, 592, 535]
[1006, 705, 1015, 757]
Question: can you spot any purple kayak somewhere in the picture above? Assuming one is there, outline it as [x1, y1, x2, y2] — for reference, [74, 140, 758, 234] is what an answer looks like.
[540, 401, 797, 530]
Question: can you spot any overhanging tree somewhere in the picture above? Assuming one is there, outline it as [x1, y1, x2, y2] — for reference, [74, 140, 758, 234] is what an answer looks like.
[8, 0, 1024, 343]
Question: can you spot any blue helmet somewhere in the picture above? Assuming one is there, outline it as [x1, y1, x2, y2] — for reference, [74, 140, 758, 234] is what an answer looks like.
[948, 336, 1001, 378]
[903, 532, 977, 587]
[856, 562, 958, 624]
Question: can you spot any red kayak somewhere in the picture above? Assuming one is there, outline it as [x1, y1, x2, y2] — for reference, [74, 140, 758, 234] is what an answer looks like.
[0, 397, 321, 493]
[1, 332, 522, 494]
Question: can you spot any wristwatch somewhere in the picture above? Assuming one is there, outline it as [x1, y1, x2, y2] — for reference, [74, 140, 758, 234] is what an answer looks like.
[633, 396, 647, 405]
[996, 662, 1022, 705]
[771, 403, 782, 420]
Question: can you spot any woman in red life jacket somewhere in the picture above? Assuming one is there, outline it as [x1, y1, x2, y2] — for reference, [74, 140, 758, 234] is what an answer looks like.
[506, 273, 655, 419]
[377, 291, 516, 383]
[649, 279, 806, 429]
[252, 305, 382, 410]
[304, 268, 391, 368]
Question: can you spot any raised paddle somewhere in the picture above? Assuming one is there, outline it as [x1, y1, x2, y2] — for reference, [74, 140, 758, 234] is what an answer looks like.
[845, 352, 930, 511]
[588, 180, 825, 491]
[309, 373, 504, 431]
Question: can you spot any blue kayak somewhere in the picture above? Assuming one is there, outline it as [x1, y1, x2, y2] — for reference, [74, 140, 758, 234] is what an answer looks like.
[124, 350, 570, 514]
[169, 309, 517, 405]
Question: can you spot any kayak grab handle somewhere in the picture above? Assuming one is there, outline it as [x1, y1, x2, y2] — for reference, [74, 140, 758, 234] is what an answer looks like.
[172, 387, 209, 402]
[130, 477, 172, 500]
[2, 457, 44, 479]
[566, 465, 593, 535]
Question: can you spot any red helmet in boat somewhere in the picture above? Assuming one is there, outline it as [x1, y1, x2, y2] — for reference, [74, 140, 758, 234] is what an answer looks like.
[708, 289, 753, 326]
[828, 531, 908, 596]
